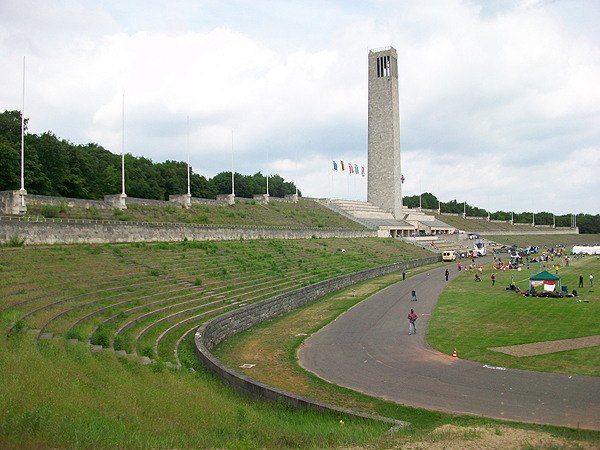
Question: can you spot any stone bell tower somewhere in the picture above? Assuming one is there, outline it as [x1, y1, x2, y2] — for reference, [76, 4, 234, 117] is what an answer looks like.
[367, 46, 402, 219]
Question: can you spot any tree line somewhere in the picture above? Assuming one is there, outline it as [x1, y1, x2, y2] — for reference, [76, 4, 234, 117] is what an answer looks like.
[1, 110, 597, 233]
[402, 193, 599, 234]
[0, 110, 298, 201]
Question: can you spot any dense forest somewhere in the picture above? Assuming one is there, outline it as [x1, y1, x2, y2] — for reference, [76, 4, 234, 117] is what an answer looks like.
[402, 192, 600, 234]
[1, 110, 598, 233]
[0, 110, 298, 201]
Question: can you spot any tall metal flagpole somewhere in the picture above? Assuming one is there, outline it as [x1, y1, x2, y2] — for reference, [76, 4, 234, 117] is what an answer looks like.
[187, 116, 190, 196]
[122, 95, 125, 196]
[21, 56, 25, 193]
[266, 140, 269, 195]
[231, 131, 235, 196]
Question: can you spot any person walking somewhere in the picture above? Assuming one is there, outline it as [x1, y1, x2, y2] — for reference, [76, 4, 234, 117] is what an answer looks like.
[458, 262, 461, 272]
[579, 275, 584, 288]
[445, 269, 449, 281]
[411, 289, 417, 301]
[591, 273, 594, 288]
[491, 273, 496, 286]
[408, 309, 418, 335]
[402, 269, 406, 281]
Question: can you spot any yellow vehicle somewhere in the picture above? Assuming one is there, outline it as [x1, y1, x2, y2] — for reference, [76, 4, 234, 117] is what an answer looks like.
[442, 250, 456, 261]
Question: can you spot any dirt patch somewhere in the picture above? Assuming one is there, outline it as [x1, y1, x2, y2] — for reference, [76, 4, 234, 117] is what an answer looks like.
[399, 424, 594, 450]
[489, 335, 600, 357]
[342, 425, 594, 450]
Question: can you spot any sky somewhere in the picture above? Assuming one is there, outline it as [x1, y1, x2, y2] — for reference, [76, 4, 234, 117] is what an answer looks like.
[1, 0, 599, 215]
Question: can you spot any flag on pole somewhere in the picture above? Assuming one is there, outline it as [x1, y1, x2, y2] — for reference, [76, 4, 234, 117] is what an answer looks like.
[333, 161, 338, 170]
[361, 167, 365, 177]
[354, 164, 359, 174]
[401, 174, 405, 183]
[349, 164, 354, 174]
[341, 160, 345, 171]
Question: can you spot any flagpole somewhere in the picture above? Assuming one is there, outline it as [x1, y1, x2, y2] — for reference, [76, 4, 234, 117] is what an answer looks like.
[231, 131, 235, 196]
[187, 116, 190, 196]
[266, 140, 269, 195]
[121, 94, 125, 196]
[20, 56, 25, 194]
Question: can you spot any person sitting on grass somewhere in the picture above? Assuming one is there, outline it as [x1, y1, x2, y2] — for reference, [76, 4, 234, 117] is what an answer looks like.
[475, 273, 481, 282]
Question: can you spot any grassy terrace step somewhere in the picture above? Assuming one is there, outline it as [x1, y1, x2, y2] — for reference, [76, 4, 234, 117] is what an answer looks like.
[1, 272, 169, 318]
[1, 239, 433, 365]
[0, 254, 145, 299]
[121, 275, 308, 350]
[44, 283, 202, 339]
[9, 279, 176, 331]
[151, 281, 309, 362]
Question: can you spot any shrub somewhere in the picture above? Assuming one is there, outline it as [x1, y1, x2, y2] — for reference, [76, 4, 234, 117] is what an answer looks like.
[113, 334, 131, 352]
[194, 277, 202, 286]
[41, 204, 60, 218]
[138, 344, 154, 358]
[90, 325, 111, 347]
[65, 327, 84, 341]
[150, 269, 159, 276]
[11, 319, 27, 334]
[7, 234, 25, 247]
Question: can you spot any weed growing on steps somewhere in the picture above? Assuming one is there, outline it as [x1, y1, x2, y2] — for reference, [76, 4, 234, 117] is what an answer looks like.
[6, 234, 25, 247]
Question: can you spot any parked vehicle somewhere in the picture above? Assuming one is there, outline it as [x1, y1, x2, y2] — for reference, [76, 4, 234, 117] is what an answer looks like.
[443, 250, 457, 261]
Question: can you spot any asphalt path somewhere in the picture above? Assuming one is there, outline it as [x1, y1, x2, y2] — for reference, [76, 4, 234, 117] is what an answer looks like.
[298, 259, 600, 430]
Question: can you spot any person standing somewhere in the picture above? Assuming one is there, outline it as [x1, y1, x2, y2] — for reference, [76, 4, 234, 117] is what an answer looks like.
[458, 262, 461, 272]
[402, 269, 406, 280]
[591, 273, 594, 288]
[408, 309, 418, 335]
[579, 275, 584, 288]
[411, 289, 417, 301]
[445, 268, 449, 281]
[491, 273, 496, 286]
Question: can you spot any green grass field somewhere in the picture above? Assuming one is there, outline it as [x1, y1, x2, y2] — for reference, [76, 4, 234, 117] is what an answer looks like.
[428, 255, 600, 376]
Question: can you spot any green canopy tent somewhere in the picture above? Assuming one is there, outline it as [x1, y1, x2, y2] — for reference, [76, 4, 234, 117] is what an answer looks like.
[529, 270, 561, 293]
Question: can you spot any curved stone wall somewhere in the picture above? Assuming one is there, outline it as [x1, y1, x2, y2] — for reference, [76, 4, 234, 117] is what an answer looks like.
[194, 255, 440, 427]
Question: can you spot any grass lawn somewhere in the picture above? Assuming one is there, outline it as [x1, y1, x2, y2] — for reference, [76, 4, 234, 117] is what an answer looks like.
[427, 254, 600, 376]
[482, 234, 600, 249]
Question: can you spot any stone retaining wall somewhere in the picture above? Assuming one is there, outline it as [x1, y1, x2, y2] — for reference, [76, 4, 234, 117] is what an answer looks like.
[0, 219, 377, 245]
[25, 194, 111, 210]
[194, 255, 439, 426]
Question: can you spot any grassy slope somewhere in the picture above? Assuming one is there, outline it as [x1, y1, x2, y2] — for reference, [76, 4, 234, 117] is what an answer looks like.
[0, 238, 433, 450]
[25, 197, 366, 229]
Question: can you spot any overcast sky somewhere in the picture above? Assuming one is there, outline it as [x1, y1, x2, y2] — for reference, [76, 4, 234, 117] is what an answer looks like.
[1, 0, 599, 215]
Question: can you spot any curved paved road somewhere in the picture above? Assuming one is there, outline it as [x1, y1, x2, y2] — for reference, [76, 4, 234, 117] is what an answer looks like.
[298, 261, 600, 430]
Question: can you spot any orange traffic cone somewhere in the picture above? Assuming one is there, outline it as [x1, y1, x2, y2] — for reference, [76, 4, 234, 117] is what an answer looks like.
[452, 348, 457, 358]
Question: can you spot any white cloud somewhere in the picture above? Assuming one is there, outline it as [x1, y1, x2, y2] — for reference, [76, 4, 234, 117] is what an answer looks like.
[0, 0, 598, 214]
